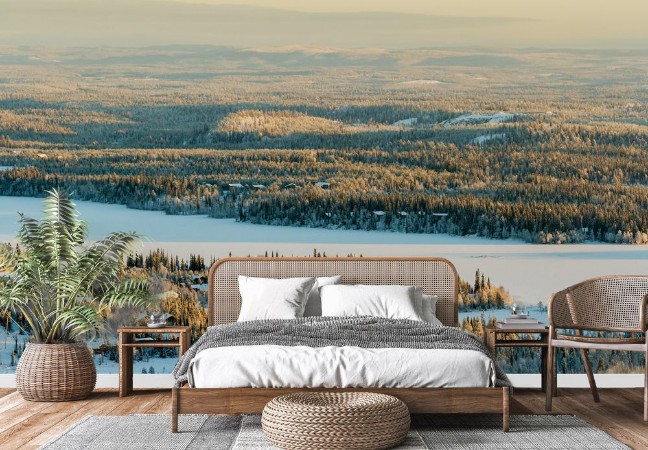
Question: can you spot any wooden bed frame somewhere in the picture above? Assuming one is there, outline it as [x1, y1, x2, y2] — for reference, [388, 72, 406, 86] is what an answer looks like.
[172, 257, 510, 432]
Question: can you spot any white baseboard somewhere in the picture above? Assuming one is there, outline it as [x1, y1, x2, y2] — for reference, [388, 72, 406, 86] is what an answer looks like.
[508, 373, 644, 388]
[97, 374, 175, 389]
[0, 373, 644, 389]
[0, 374, 175, 389]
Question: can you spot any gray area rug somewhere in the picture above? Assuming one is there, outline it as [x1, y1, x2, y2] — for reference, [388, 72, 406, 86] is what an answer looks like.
[40, 414, 629, 450]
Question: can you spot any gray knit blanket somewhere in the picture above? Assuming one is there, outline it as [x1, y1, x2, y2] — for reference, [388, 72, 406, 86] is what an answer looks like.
[172, 316, 511, 387]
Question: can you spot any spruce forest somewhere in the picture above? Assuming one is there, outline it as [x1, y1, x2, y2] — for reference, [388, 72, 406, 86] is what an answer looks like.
[0, 46, 647, 243]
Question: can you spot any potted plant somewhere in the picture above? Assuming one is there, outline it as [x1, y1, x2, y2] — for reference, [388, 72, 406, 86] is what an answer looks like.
[0, 190, 150, 401]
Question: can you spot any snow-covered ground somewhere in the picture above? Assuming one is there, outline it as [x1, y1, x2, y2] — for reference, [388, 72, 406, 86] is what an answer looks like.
[0, 309, 549, 375]
[460, 306, 547, 325]
[442, 112, 514, 127]
[391, 117, 418, 127]
[398, 80, 443, 85]
[471, 132, 507, 145]
[0, 333, 178, 375]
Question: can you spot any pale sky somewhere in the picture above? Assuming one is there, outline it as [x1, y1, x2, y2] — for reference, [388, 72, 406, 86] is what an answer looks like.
[1, 0, 647, 49]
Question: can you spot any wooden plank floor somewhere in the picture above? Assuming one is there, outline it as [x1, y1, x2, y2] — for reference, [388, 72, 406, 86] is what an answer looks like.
[0, 388, 646, 449]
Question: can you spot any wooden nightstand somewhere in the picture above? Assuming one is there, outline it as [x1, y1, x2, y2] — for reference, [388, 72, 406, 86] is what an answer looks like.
[483, 326, 549, 392]
[118, 326, 191, 397]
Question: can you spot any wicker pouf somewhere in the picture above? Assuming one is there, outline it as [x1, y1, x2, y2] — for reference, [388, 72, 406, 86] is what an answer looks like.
[262, 392, 410, 450]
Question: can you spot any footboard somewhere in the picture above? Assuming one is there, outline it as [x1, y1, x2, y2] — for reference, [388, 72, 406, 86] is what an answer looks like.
[172, 385, 510, 432]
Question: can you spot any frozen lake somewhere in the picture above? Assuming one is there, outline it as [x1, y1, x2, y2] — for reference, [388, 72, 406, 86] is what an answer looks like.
[0, 195, 646, 306]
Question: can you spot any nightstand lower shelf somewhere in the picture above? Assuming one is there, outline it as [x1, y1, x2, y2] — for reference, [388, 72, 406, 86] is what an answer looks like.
[484, 326, 549, 392]
[118, 326, 191, 397]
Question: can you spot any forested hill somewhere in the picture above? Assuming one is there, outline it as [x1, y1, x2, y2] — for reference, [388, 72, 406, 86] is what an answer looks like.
[0, 46, 647, 244]
[1, 125, 646, 244]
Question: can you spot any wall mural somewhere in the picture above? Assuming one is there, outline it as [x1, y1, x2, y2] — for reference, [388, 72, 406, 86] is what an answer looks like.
[0, 42, 646, 377]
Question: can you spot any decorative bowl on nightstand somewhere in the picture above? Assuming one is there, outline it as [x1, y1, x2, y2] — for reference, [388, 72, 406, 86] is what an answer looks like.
[147, 314, 167, 328]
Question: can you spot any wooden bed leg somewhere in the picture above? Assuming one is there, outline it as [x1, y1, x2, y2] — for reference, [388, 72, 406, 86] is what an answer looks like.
[546, 346, 554, 411]
[502, 386, 510, 432]
[172, 386, 179, 433]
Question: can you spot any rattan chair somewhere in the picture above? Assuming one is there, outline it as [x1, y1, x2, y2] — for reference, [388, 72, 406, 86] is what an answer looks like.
[545, 276, 648, 420]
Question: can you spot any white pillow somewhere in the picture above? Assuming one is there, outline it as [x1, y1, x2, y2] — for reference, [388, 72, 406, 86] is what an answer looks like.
[303, 275, 343, 317]
[320, 284, 424, 321]
[237, 276, 316, 322]
[421, 294, 442, 326]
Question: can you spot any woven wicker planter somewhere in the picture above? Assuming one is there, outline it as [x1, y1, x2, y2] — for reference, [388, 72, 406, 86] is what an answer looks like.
[16, 342, 96, 402]
[262, 392, 410, 450]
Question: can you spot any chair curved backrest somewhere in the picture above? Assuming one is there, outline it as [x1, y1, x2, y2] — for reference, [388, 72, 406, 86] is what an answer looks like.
[549, 276, 648, 332]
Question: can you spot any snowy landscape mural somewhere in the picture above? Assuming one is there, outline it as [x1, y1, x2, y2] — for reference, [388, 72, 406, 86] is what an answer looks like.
[0, 0, 647, 379]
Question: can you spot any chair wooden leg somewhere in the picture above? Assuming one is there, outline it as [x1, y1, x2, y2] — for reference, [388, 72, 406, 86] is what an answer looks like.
[552, 348, 558, 397]
[580, 348, 600, 403]
[540, 346, 547, 393]
[546, 346, 554, 411]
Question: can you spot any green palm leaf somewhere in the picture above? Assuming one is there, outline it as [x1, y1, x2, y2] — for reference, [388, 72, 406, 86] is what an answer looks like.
[0, 189, 152, 344]
[103, 278, 151, 308]
[54, 304, 105, 341]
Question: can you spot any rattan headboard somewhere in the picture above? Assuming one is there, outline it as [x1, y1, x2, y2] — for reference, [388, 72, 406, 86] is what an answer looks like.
[208, 257, 459, 327]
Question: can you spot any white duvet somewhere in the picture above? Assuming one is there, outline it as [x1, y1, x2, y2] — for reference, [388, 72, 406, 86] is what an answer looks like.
[187, 345, 496, 389]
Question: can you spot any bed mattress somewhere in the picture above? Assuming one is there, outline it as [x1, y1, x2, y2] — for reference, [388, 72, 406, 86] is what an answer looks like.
[187, 345, 496, 388]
